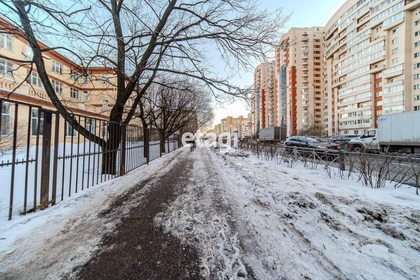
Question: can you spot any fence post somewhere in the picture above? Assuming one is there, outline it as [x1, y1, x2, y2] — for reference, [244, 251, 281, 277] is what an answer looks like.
[339, 150, 345, 171]
[51, 113, 60, 205]
[120, 125, 126, 176]
[40, 111, 52, 210]
[145, 128, 150, 164]
[8, 103, 19, 219]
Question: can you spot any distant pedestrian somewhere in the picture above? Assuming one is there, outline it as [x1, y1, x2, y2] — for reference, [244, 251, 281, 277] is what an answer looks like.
[190, 139, 196, 151]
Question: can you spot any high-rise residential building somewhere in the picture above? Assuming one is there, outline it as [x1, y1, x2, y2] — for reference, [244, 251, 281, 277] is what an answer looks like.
[276, 27, 324, 137]
[324, 0, 420, 136]
[252, 62, 275, 135]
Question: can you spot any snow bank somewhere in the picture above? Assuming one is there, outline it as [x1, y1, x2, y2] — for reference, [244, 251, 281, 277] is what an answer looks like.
[157, 146, 420, 279]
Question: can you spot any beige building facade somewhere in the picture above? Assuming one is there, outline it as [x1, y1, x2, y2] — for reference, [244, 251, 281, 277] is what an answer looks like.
[211, 115, 251, 138]
[324, 0, 420, 136]
[0, 18, 120, 116]
[0, 18, 140, 146]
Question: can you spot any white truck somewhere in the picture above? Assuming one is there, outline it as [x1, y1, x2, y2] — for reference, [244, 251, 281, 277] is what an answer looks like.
[349, 111, 420, 153]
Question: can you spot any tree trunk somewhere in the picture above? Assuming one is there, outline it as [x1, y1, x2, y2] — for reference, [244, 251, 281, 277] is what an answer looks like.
[160, 131, 166, 156]
[143, 127, 149, 162]
[102, 122, 121, 175]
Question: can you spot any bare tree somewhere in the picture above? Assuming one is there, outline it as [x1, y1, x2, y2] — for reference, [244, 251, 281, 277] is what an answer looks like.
[145, 78, 213, 153]
[1, 0, 289, 174]
[297, 113, 324, 137]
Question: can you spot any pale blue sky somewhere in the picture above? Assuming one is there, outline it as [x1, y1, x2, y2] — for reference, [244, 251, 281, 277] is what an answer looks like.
[213, 0, 347, 124]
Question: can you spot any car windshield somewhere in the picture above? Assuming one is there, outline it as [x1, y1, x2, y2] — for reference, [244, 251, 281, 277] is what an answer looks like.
[306, 138, 319, 143]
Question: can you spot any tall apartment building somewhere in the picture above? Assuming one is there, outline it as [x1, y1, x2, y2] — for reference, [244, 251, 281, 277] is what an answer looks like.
[252, 62, 275, 134]
[324, 0, 420, 136]
[276, 27, 324, 137]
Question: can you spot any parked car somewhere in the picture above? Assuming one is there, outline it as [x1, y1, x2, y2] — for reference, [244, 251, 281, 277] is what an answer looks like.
[331, 135, 358, 150]
[321, 138, 342, 150]
[285, 136, 329, 150]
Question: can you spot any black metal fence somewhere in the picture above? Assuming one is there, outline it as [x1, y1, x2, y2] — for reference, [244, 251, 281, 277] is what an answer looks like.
[0, 99, 178, 220]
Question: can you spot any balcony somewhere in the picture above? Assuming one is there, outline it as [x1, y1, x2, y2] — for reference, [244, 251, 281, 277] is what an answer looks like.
[383, 64, 404, 79]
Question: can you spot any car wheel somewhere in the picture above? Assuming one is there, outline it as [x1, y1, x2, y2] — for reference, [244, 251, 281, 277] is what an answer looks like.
[352, 145, 363, 152]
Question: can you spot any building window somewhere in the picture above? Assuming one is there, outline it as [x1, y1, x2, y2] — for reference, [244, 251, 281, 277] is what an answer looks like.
[0, 34, 13, 51]
[377, 101, 382, 106]
[414, 95, 420, 101]
[1, 103, 11, 136]
[26, 70, 43, 87]
[415, 84, 420, 90]
[52, 60, 63, 75]
[103, 100, 108, 110]
[392, 27, 399, 34]
[416, 30, 420, 37]
[415, 63, 420, 69]
[65, 122, 77, 137]
[415, 40, 420, 48]
[31, 108, 44, 136]
[376, 91, 383, 97]
[103, 74, 109, 84]
[392, 58, 399, 64]
[392, 38, 399, 44]
[70, 88, 79, 99]
[82, 91, 88, 101]
[376, 82, 382, 87]
[415, 106, 419, 111]
[101, 124, 108, 138]
[85, 118, 96, 133]
[51, 80, 63, 95]
[70, 70, 80, 82]
[0, 58, 14, 78]
[82, 75, 88, 84]
[26, 46, 33, 59]
[376, 73, 382, 78]
[392, 48, 398, 54]
[415, 51, 420, 58]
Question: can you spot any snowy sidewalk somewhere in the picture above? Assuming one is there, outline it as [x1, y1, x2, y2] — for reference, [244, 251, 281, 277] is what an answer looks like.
[0, 145, 419, 279]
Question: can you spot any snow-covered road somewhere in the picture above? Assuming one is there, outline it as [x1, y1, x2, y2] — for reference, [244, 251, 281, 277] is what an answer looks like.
[0, 145, 419, 279]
